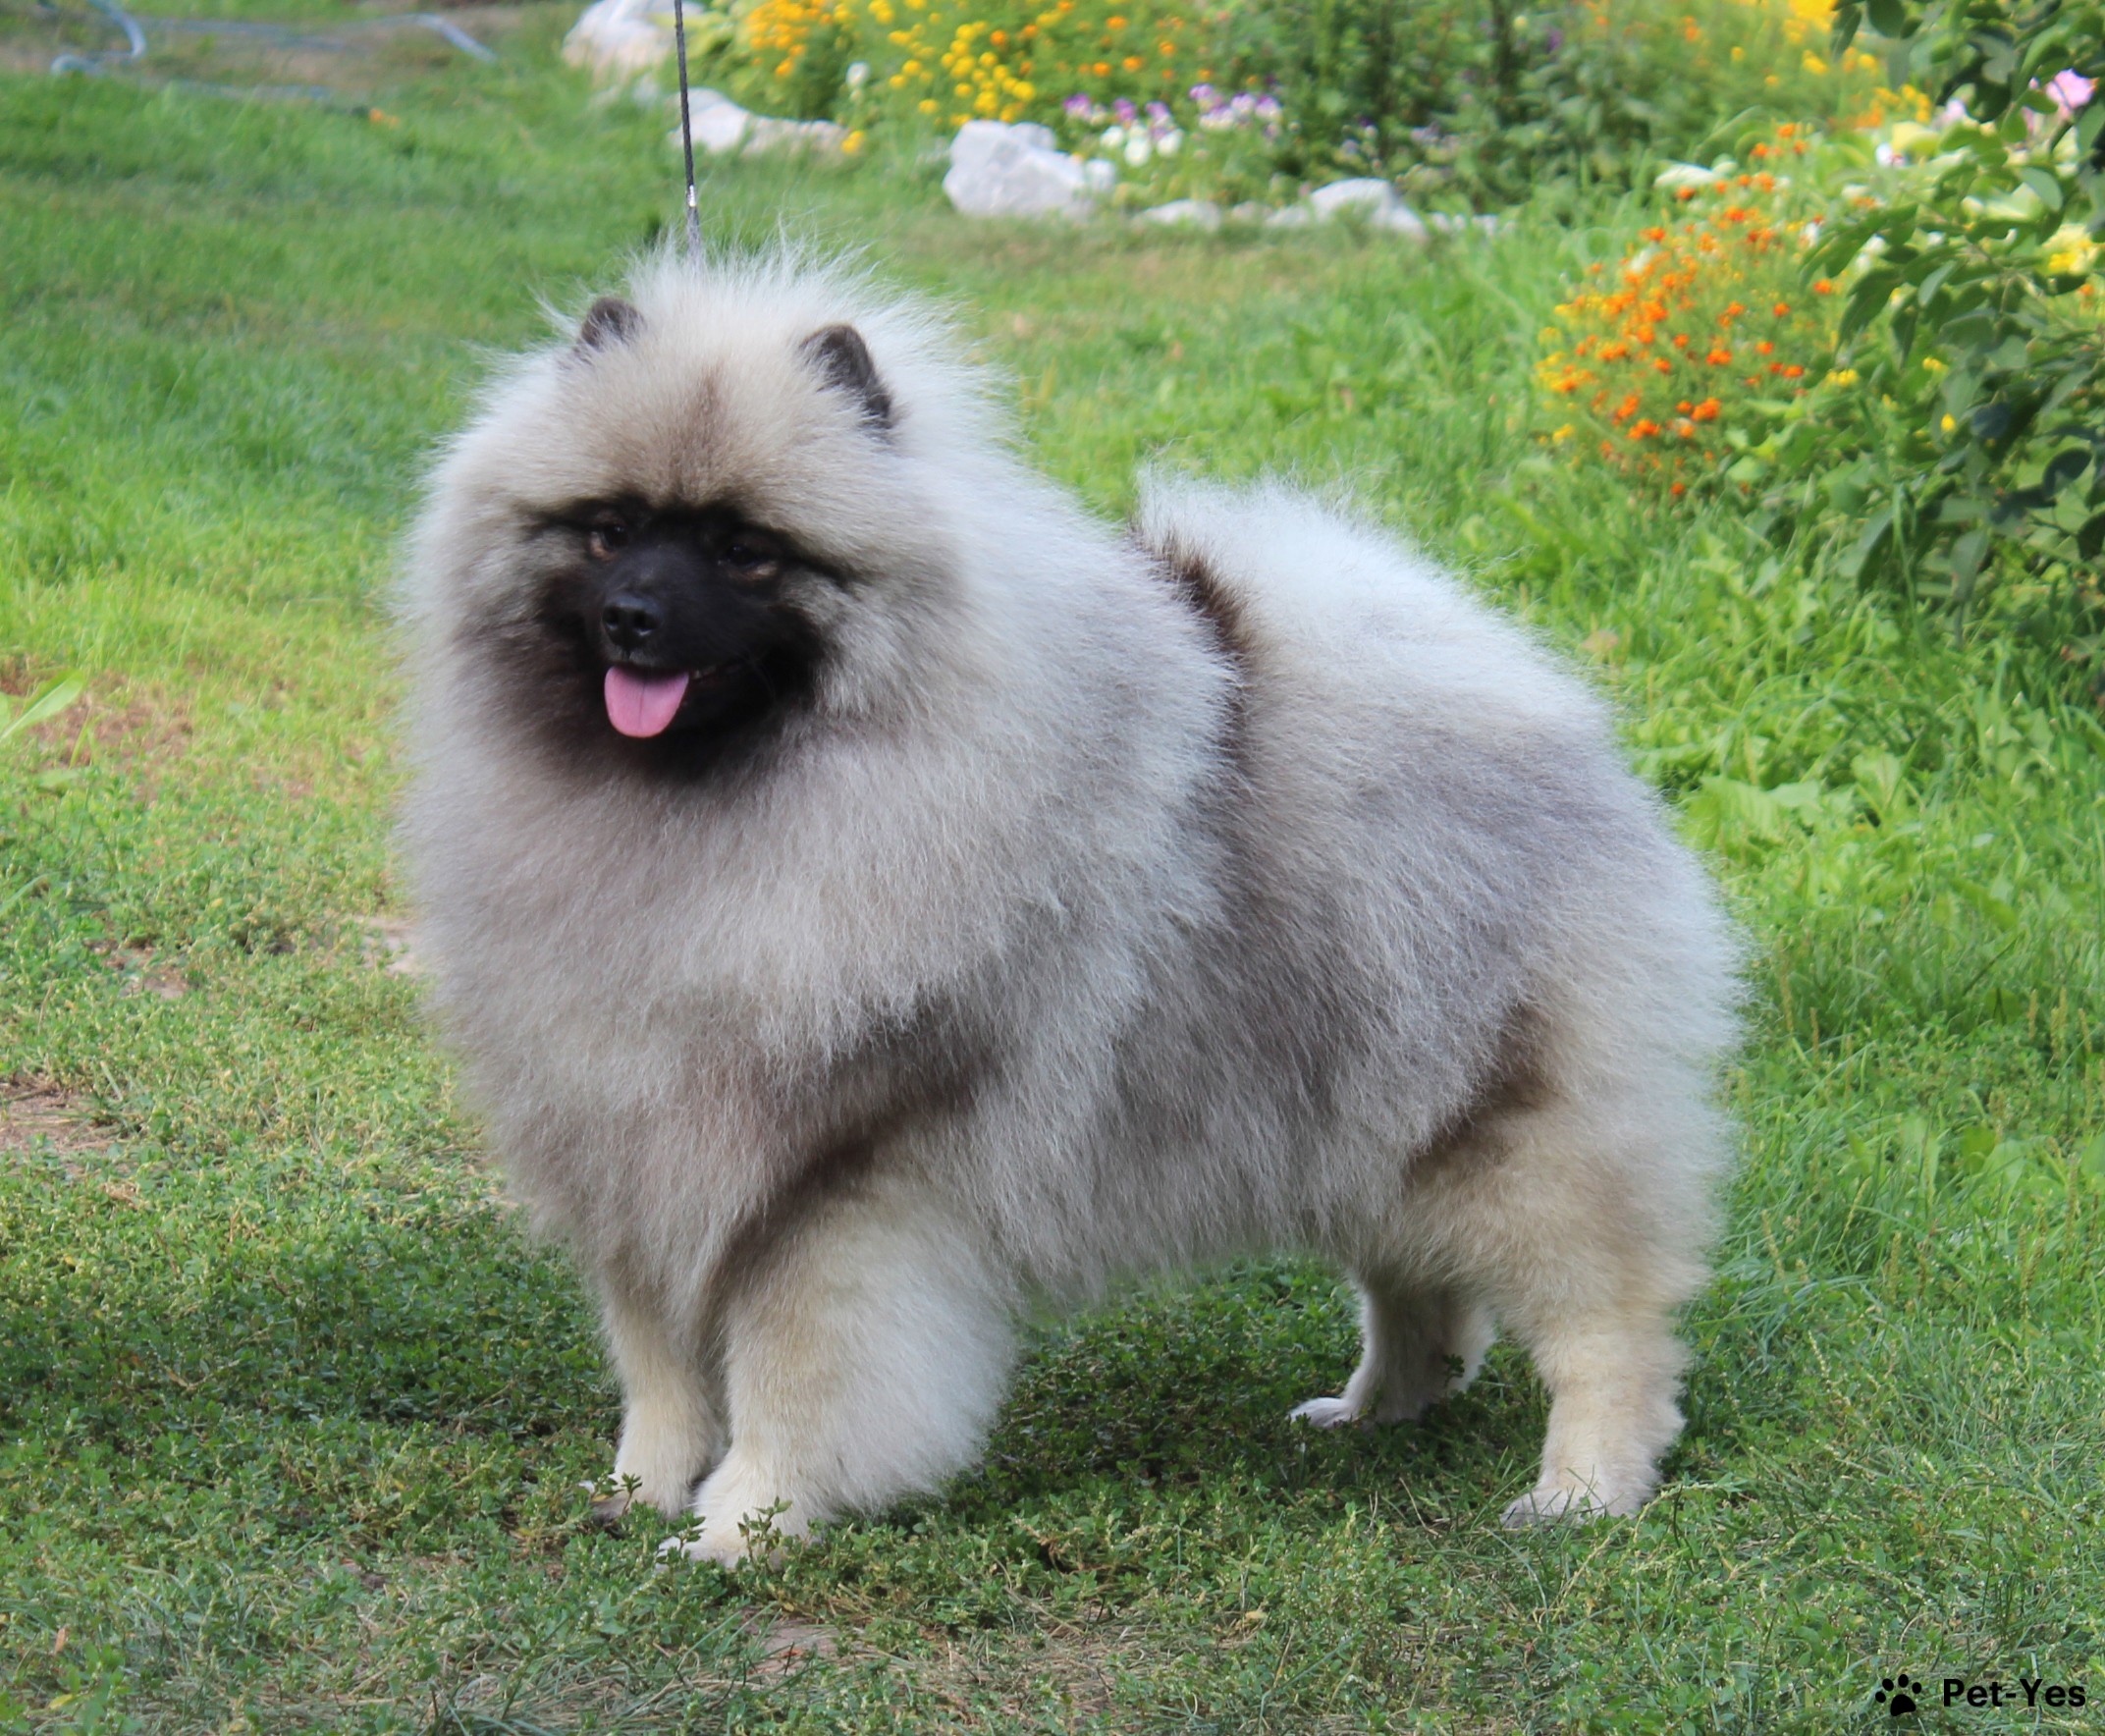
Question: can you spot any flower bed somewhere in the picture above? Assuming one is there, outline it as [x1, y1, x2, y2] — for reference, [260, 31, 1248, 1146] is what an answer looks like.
[686, 0, 1916, 202]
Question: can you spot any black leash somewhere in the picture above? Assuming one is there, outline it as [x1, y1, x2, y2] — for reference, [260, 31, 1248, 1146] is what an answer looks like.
[671, 0, 702, 254]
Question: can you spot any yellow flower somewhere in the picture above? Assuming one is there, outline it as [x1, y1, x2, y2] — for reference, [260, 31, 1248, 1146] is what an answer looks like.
[1920, 355, 1947, 373]
[1827, 367, 1858, 386]
[842, 129, 866, 153]
[1802, 50, 1827, 76]
[1940, 413, 1957, 433]
[2045, 226, 2097, 276]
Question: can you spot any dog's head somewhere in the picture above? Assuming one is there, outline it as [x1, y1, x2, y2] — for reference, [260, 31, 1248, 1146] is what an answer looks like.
[406, 253, 997, 782]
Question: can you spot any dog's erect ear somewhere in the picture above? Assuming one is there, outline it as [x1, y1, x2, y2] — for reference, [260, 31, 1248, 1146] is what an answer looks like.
[575, 296, 643, 356]
[799, 324, 894, 434]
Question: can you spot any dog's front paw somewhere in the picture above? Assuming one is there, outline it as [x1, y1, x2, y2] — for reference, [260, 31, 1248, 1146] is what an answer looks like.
[656, 1518, 798, 1570]
[657, 1528, 761, 1568]
[1288, 1395, 1367, 1430]
[1501, 1480, 1645, 1527]
[582, 1481, 634, 1530]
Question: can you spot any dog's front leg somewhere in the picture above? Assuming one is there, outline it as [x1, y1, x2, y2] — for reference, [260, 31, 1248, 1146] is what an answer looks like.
[662, 1180, 1014, 1566]
[590, 1278, 724, 1524]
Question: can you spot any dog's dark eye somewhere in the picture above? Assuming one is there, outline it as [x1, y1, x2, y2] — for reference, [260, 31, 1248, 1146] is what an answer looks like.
[721, 534, 782, 574]
[586, 518, 630, 560]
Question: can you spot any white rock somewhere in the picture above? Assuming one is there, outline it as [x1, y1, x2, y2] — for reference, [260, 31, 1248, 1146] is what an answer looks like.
[1372, 200, 1429, 240]
[1427, 211, 1502, 237]
[748, 113, 846, 154]
[667, 87, 845, 157]
[944, 120, 1096, 219]
[1081, 159, 1117, 195]
[687, 86, 751, 154]
[1141, 198, 1222, 230]
[565, 0, 675, 81]
[1227, 201, 1269, 225]
[1307, 177, 1398, 219]
[1263, 204, 1313, 229]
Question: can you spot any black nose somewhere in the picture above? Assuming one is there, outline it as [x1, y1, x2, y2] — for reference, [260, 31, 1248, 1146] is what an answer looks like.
[602, 592, 664, 653]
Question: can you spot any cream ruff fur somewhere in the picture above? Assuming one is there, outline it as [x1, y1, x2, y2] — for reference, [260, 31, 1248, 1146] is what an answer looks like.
[399, 251, 1741, 1562]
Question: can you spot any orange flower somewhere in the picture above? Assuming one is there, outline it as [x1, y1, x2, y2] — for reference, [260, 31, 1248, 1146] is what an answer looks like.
[1813, 279, 1834, 295]
[1755, 341, 1774, 354]
[1705, 347, 1733, 365]
[1773, 301, 1791, 316]
[1691, 398, 1722, 421]
[1629, 419, 1661, 439]
[1781, 364, 1805, 378]
[1670, 481, 1687, 497]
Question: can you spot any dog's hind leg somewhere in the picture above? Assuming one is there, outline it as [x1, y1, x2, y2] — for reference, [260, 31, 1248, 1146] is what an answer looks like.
[1499, 1300, 1692, 1524]
[1291, 1275, 1493, 1429]
[666, 1179, 1015, 1566]
[593, 1280, 724, 1524]
[1410, 1086, 1719, 1525]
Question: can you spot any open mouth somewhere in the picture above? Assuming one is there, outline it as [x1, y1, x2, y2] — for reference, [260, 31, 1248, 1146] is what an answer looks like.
[603, 664, 729, 738]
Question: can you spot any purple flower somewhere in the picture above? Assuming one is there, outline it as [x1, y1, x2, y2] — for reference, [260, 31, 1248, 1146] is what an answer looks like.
[1063, 92, 1094, 116]
[2047, 70, 2095, 118]
[1113, 97, 1138, 124]
[1189, 82, 1218, 107]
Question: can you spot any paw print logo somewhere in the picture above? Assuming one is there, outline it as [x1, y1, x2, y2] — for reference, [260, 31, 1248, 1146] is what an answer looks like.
[1874, 1674, 1920, 1717]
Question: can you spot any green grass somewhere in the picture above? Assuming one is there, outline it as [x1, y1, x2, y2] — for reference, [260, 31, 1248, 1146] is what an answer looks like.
[4, 29, 2104, 1735]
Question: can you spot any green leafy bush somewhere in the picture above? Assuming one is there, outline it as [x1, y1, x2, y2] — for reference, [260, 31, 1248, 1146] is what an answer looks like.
[1761, 0, 2105, 675]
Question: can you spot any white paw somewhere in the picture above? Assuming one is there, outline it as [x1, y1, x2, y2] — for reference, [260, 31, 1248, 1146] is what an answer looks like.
[1289, 1395, 1365, 1429]
[656, 1529, 757, 1568]
[581, 1480, 633, 1529]
[1501, 1484, 1634, 1527]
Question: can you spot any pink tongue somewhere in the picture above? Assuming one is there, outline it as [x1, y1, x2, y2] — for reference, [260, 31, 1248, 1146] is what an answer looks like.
[604, 667, 691, 738]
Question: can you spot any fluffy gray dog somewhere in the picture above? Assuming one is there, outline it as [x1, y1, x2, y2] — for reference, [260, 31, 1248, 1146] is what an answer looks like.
[400, 250, 1739, 1564]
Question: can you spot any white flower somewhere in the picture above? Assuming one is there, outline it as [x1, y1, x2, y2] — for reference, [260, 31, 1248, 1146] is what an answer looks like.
[1156, 128, 1182, 155]
[1124, 134, 1153, 166]
[1101, 125, 1125, 148]
[845, 61, 868, 88]
[1654, 162, 1723, 189]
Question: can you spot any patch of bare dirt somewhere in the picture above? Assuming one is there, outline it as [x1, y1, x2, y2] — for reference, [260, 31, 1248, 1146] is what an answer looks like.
[349, 915, 423, 977]
[1, 1077, 115, 1157]
[87, 939, 190, 1000]
[746, 1613, 841, 1680]
[3, 667, 194, 784]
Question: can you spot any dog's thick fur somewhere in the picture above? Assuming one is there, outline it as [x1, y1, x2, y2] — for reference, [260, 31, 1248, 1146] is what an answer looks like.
[400, 251, 1740, 1562]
